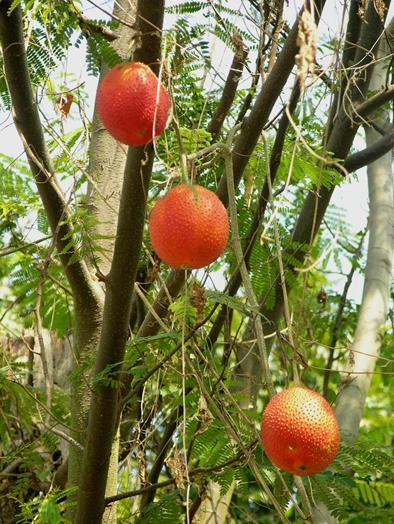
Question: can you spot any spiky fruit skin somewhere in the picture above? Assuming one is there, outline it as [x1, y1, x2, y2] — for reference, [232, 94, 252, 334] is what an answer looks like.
[96, 62, 171, 146]
[149, 184, 229, 269]
[261, 387, 340, 476]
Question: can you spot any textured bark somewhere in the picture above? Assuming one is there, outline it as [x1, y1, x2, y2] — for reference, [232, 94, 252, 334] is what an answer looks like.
[74, 3, 137, 522]
[207, 42, 248, 141]
[86, 1, 137, 277]
[75, 2, 166, 522]
[193, 481, 236, 524]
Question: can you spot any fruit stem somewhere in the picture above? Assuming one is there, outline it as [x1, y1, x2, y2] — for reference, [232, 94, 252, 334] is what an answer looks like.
[169, 89, 191, 185]
[261, 131, 302, 387]
[294, 476, 313, 522]
[222, 124, 275, 397]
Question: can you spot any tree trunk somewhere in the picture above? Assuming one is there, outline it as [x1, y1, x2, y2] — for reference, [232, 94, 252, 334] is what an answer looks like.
[75, 1, 166, 521]
[86, 1, 137, 277]
[312, 17, 394, 523]
[334, 17, 394, 440]
[68, 4, 137, 523]
[194, 481, 236, 524]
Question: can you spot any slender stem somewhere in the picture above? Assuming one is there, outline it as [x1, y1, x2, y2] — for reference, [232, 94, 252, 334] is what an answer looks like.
[294, 476, 313, 523]
[185, 353, 291, 524]
[262, 132, 300, 384]
[222, 128, 275, 396]
[207, 81, 301, 349]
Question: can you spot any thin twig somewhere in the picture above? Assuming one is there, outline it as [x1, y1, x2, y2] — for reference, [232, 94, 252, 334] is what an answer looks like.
[77, 12, 119, 41]
[221, 126, 275, 396]
[0, 235, 52, 257]
[105, 441, 256, 504]
[322, 230, 366, 397]
[85, 0, 135, 29]
[262, 132, 301, 384]
[294, 476, 313, 522]
[34, 245, 56, 413]
[47, 425, 84, 451]
[185, 353, 291, 524]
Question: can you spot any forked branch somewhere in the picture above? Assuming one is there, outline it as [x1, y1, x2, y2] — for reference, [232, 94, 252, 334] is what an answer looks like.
[0, 1, 102, 307]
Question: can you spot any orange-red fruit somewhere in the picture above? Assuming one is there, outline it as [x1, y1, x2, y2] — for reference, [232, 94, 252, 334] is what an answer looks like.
[96, 61, 171, 146]
[261, 387, 340, 476]
[149, 184, 229, 269]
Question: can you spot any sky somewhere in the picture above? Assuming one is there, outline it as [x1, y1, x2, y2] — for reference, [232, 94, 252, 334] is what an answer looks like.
[1, 0, 393, 302]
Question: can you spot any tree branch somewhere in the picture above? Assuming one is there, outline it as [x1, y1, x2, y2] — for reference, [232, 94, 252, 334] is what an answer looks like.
[139, 411, 180, 509]
[135, 0, 326, 343]
[207, 37, 248, 141]
[326, 0, 363, 137]
[136, 269, 188, 338]
[0, 235, 52, 257]
[0, 2, 101, 308]
[344, 128, 394, 172]
[216, 0, 327, 206]
[341, 0, 363, 68]
[77, 12, 119, 41]
[354, 84, 394, 122]
[85, 0, 135, 30]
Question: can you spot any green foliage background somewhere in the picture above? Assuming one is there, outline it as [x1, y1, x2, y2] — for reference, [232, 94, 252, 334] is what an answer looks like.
[0, 1, 393, 523]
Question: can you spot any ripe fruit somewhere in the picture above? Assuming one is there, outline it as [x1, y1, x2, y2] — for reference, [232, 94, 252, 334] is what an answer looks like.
[96, 61, 171, 146]
[261, 386, 340, 476]
[149, 184, 229, 269]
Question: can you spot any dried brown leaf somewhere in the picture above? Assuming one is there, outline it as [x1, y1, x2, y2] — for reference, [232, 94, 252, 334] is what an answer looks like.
[295, 8, 317, 91]
[167, 449, 186, 490]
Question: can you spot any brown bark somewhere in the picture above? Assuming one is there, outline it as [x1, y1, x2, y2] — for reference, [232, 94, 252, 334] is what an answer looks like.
[207, 41, 248, 141]
[77, 3, 138, 521]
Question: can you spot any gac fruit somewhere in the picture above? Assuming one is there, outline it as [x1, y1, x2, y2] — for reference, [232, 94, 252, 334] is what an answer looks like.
[261, 386, 340, 476]
[149, 184, 229, 269]
[96, 61, 171, 146]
